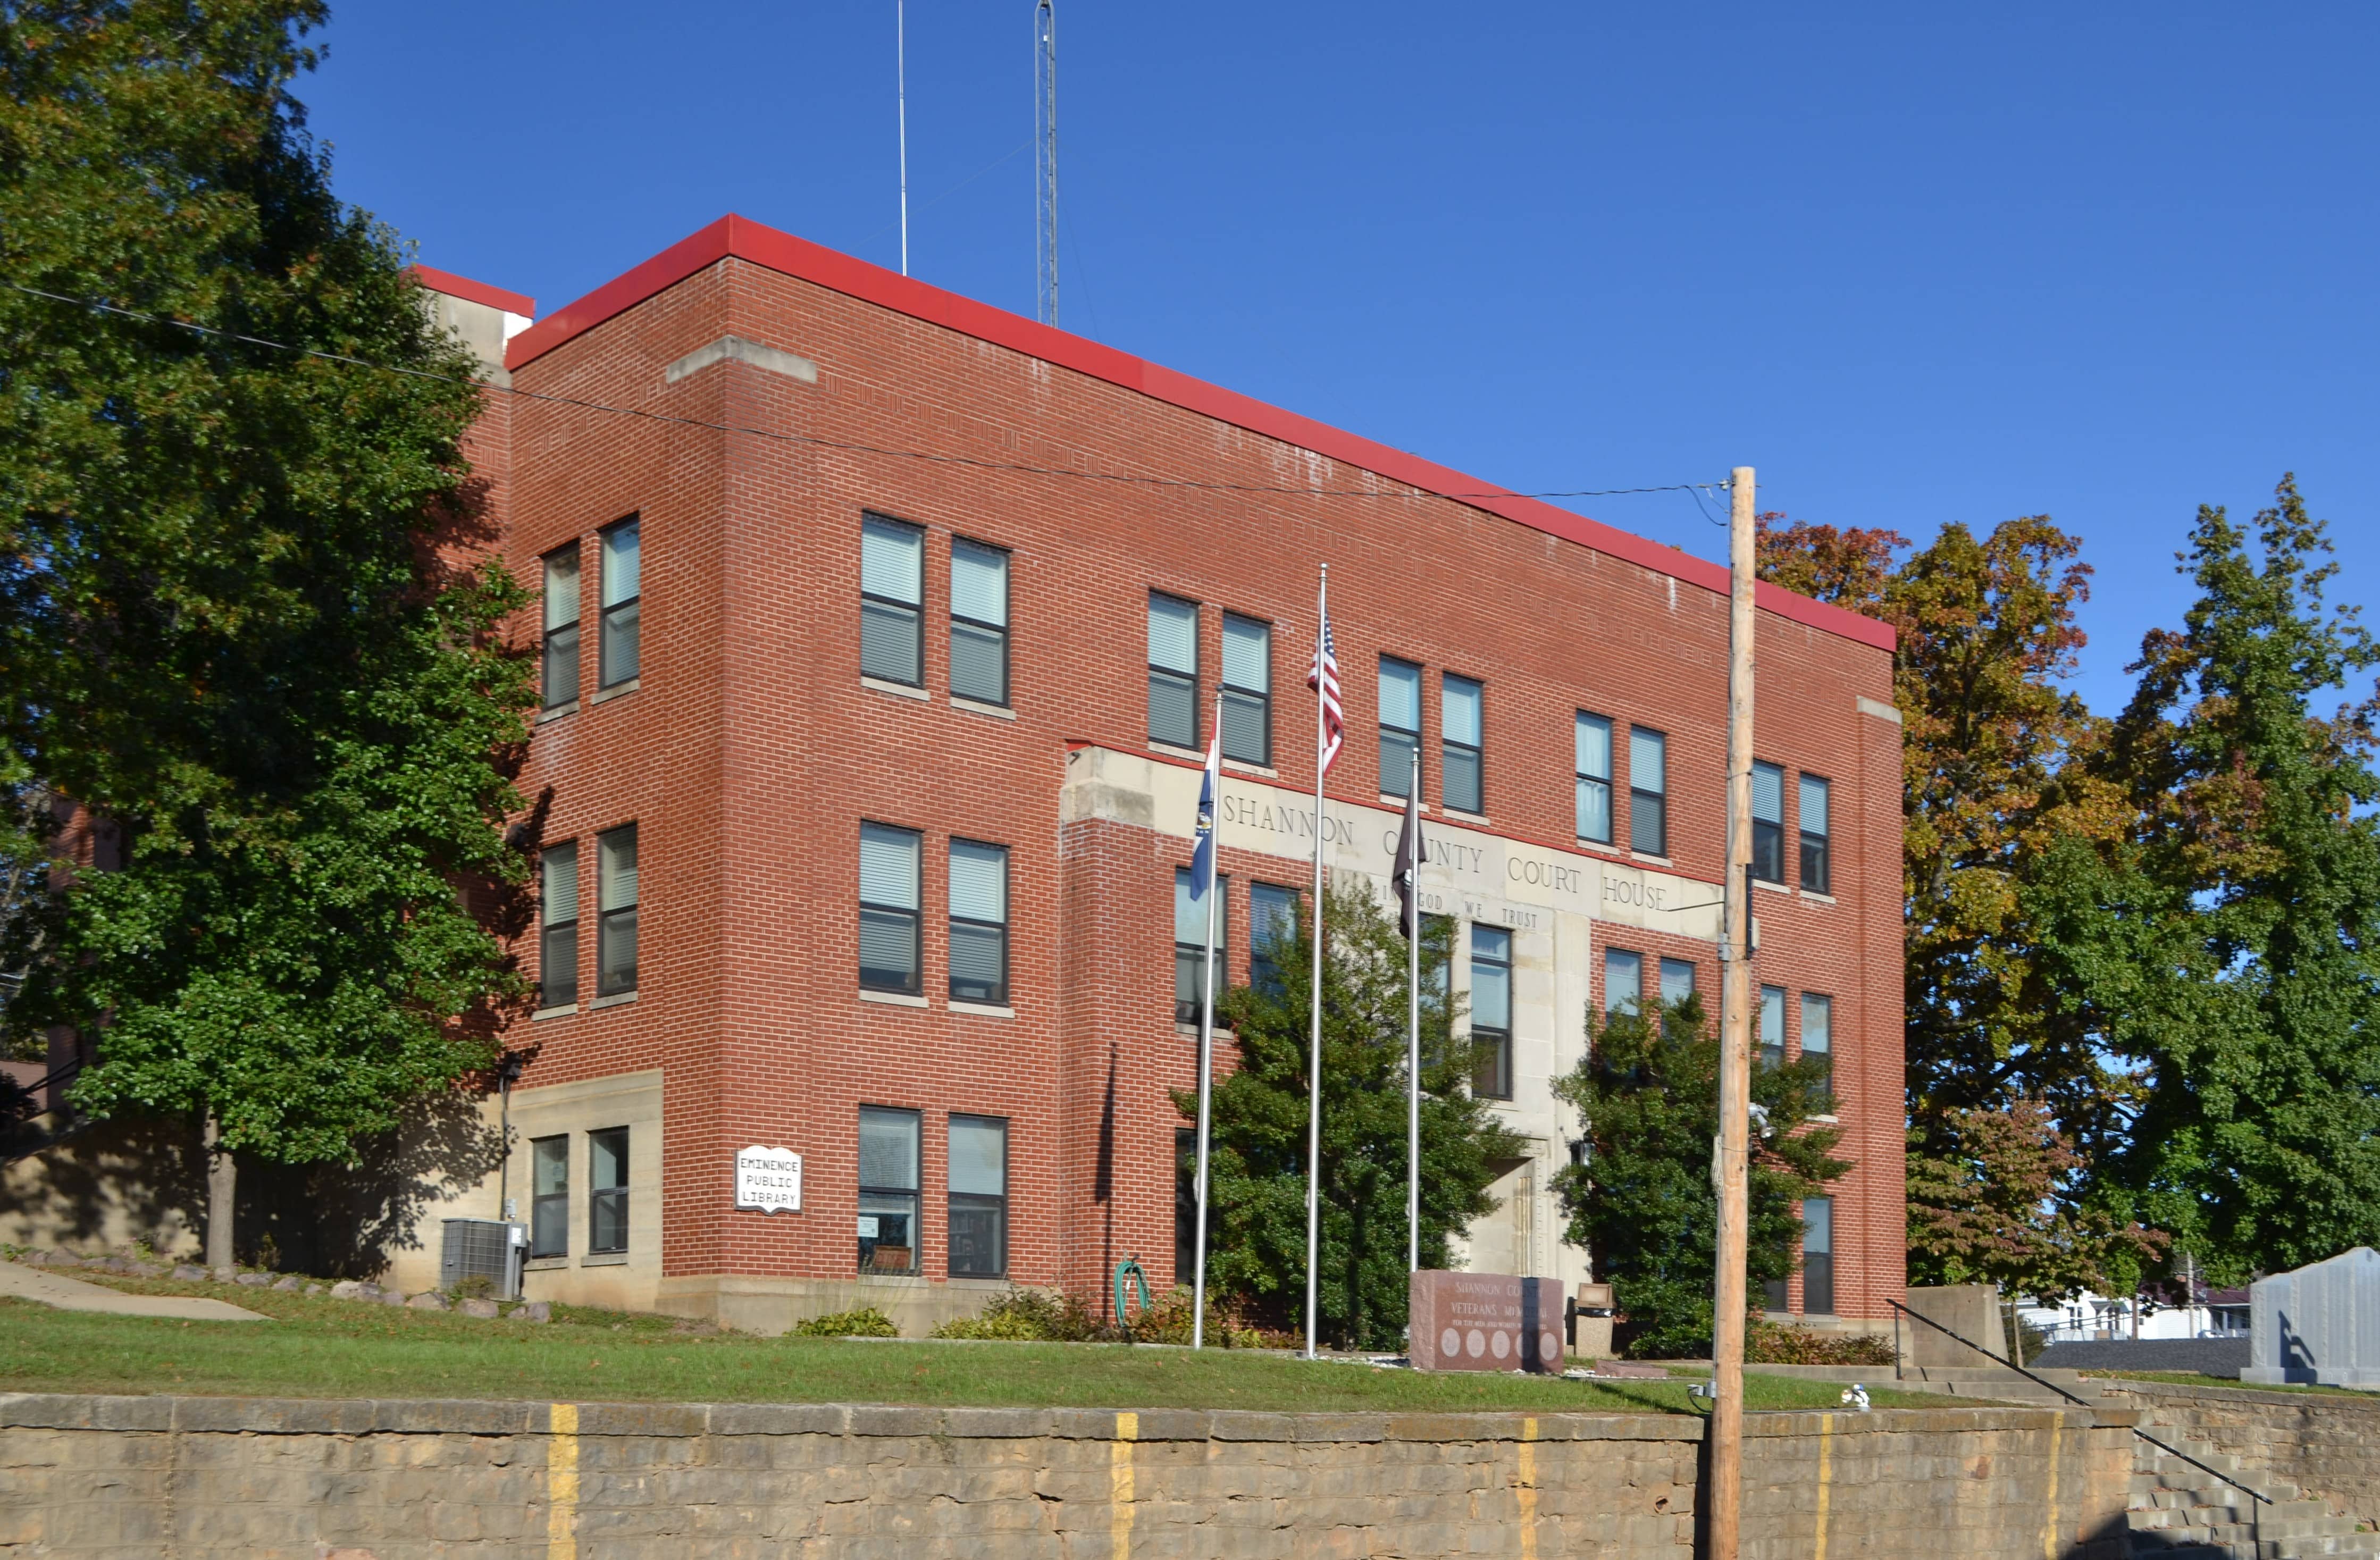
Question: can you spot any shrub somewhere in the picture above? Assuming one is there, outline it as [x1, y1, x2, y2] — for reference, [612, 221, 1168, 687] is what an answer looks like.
[1746, 1320, 1898, 1366]
[792, 1307, 899, 1338]
[931, 1287, 1116, 1341]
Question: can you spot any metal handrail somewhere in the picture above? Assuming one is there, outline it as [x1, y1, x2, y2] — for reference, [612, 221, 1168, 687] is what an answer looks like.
[1888, 1298, 2267, 1551]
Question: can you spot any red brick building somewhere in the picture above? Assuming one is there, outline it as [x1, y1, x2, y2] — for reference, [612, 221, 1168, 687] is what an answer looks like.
[395, 217, 1906, 1338]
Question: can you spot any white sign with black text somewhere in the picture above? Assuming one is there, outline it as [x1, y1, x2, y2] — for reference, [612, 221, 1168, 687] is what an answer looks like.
[734, 1146, 803, 1214]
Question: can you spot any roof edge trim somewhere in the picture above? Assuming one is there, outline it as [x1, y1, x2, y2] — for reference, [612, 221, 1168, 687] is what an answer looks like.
[410, 264, 535, 319]
[503, 215, 1895, 653]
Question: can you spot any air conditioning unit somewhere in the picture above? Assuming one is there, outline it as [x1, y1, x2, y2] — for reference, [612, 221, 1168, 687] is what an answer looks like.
[439, 1218, 526, 1301]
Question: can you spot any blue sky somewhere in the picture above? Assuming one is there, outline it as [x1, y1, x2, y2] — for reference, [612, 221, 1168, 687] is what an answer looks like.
[305, 3, 2377, 716]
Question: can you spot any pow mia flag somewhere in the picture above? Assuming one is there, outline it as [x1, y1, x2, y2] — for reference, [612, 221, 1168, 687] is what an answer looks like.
[1392, 766, 1424, 940]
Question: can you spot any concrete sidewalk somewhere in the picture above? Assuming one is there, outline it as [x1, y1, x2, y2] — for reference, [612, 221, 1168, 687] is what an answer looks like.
[0, 1261, 267, 1322]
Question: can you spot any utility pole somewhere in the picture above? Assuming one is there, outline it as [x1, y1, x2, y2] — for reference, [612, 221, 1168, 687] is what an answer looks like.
[1707, 465, 1757, 1560]
[1034, 0, 1058, 326]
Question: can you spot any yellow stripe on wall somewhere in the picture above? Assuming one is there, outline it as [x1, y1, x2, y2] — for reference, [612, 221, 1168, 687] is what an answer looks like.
[547, 1402, 580, 1560]
[2042, 1412, 2064, 1560]
[1518, 1417, 1540, 1560]
[1813, 1413, 1834, 1560]
[1111, 1411, 1138, 1560]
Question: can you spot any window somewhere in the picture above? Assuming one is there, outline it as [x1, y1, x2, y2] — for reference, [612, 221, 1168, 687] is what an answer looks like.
[1248, 883, 1299, 999]
[949, 539, 1009, 704]
[1759, 985, 1786, 1068]
[1174, 867, 1229, 1025]
[859, 823, 923, 994]
[1752, 761, 1786, 884]
[861, 514, 925, 686]
[1802, 993, 1834, 1101]
[1147, 592, 1200, 749]
[1659, 956, 1695, 1006]
[539, 842, 580, 1009]
[541, 545, 581, 708]
[529, 1135, 568, 1259]
[1800, 774, 1832, 894]
[1801, 1197, 1834, 1314]
[1380, 657, 1422, 798]
[1469, 924, 1513, 1100]
[1442, 674, 1483, 814]
[1575, 714, 1614, 843]
[1630, 727, 1667, 856]
[1220, 614, 1271, 766]
[858, 1106, 920, 1274]
[948, 840, 1009, 1005]
[1603, 948, 1644, 1014]
[948, 1114, 1008, 1278]
[599, 517, 640, 688]
[1763, 1274, 1789, 1313]
[587, 1127, 628, 1254]
[596, 825, 638, 998]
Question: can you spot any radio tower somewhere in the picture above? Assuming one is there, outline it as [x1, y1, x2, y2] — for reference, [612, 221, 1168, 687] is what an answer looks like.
[1034, 0, 1058, 326]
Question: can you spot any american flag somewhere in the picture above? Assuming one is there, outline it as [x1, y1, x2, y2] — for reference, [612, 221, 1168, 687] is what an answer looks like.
[1308, 613, 1344, 777]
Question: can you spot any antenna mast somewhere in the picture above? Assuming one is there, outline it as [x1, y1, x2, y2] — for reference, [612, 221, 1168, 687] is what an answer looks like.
[898, 0, 910, 276]
[1034, 0, 1058, 325]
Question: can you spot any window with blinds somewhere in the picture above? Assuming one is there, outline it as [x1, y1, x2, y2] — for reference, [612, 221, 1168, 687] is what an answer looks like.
[861, 516, 925, 686]
[540, 841, 579, 1009]
[1442, 674, 1483, 814]
[588, 1127, 628, 1254]
[1800, 774, 1832, 894]
[530, 1135, 568, 1259]
[1174, 867, 1228, 1025]
[1147, 592, 1199, 749]
[1248, 883, 1298, 998]
[948, 839, 1008, 1005]
[596, 825, 638, 998]
[1629, 727, 1667, 856]
[1220, 614, 1270, 766]
[1801, 992, 1833, 1102]
[1575, 712, 1613, 843]
[859, 823, 922, 994]
[950, 539, 1009, 704]
[541, 545, 581, 709]
[1801, 1197, 1834, 1314]
[858, 1106, 920, 1274]
[1759, 984, 1786, 1068]
[1752, 760, 1786, 883]
[1469, 924, 1512, 1100]
[1603, 947, 1643, 1014]
[1380, 656, 1421, 798]
[599, 517, 640, 689]
[948, 1114, 1008, 1279]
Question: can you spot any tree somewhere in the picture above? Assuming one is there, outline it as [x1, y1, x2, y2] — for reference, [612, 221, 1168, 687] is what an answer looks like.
[1183, 878, 1526, 1350]
[1552, 993, 1846, 1358]
[0, 1, 533, 1263]
[1905, 1094, 2165, 1300]
[1759, 511, 2158, 1298]
[2091, 479, 2380, 1278]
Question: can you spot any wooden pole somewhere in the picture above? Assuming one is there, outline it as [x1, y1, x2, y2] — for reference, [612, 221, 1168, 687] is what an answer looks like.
[1707, 466, 1757, 1560]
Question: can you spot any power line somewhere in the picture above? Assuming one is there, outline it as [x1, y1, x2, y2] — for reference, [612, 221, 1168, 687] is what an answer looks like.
[6, 281, 1730, 506]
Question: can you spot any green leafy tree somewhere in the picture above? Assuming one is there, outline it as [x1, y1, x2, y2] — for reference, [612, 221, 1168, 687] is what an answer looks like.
[1181, 878, 1526, 1350]
[2089, 478, 2380, 1278]
[1904, 1093, 2165, 1299]
[1759, 512, 2158, 1299]
[0, 1, 533, 1262]
[1553, 993, 1846, 1358]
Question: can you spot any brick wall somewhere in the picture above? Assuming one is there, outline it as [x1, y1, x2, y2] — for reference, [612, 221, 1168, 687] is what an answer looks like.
[0, 1393, 2133, 1559]
[484, 222, 1904, 1323]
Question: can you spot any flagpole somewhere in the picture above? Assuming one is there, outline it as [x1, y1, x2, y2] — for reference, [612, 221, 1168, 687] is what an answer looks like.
[1407, 744, 1421, 1278]
[1304, 565, 1327, 1361]
[1192, 691, 1221, 1351]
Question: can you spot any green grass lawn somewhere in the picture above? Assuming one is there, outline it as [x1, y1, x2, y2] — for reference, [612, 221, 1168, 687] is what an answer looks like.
[0, 1277, 1932, 1415]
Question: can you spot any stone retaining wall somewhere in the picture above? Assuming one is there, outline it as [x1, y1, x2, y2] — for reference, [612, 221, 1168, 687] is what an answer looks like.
[0, 1393, 2136, 1559]
[2096, 1377, 2380, 1530]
